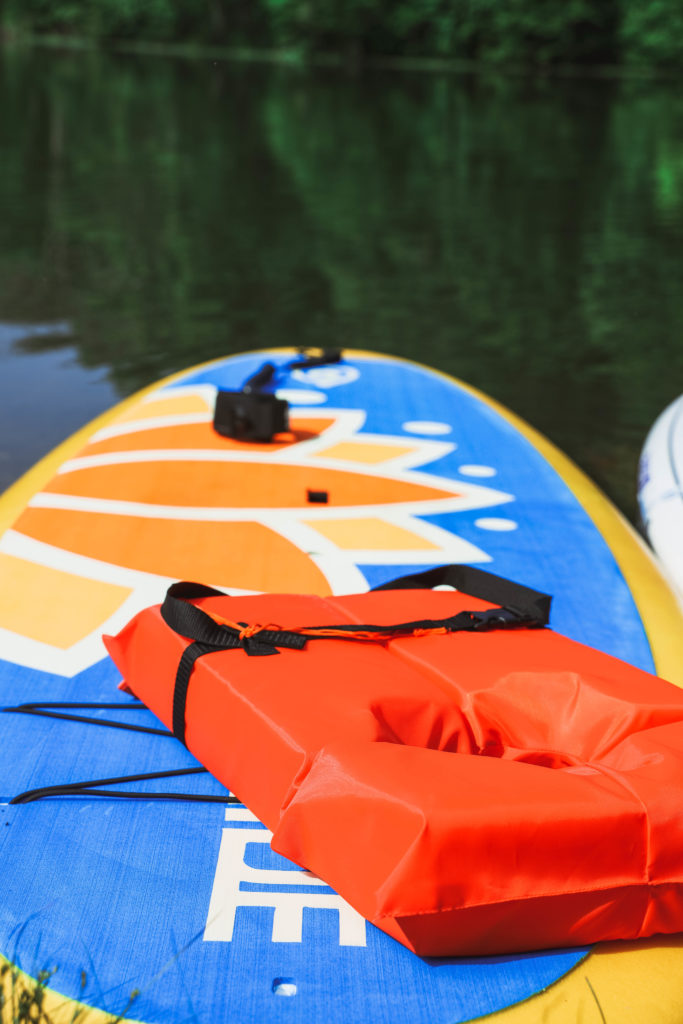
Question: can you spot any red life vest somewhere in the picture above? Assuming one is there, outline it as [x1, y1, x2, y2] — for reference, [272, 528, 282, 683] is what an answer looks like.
[104, 567, 683, 957]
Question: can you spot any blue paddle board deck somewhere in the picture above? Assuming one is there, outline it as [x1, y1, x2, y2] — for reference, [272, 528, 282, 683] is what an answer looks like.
[0, 350, 681, 1023]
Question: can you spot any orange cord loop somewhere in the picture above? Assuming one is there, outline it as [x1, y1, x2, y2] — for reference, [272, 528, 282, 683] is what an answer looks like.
[208, 611, 455, 645]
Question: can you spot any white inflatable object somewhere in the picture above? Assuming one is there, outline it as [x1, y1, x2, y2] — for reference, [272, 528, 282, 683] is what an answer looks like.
[639, 395, 683, 598]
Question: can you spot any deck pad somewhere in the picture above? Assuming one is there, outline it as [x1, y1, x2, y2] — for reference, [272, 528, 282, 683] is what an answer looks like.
[1, 350, 682, 1023]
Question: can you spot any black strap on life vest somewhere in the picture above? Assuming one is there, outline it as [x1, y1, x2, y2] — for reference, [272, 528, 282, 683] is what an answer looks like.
[371, 564, 552, 625]
[161, 582, 308, 655]
[161, 582, 308, 744]
[213, 349, 343, 443]
[162, 566, 552, 746]
[5, 565, 550, 799]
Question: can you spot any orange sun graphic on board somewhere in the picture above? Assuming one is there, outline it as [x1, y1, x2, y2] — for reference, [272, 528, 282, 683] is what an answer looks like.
[0, 385, 512, 675]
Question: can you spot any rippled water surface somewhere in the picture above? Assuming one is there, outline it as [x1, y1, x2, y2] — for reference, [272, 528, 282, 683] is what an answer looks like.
[1, 47, 682, 521]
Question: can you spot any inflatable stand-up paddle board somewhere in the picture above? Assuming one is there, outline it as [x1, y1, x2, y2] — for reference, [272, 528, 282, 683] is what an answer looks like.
[639, 394, 683, 599]
[1, 349, 683, 1024]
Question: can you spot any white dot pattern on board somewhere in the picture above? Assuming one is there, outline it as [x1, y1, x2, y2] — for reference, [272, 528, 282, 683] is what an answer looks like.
[275, 388, 327, 405]
[402, 420, 452, 436]
[474, 518, 518, 532]
[459, 464, 497, 478]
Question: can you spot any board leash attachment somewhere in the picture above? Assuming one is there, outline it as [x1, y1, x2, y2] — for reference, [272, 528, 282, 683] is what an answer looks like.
[213, 348, 342, 442]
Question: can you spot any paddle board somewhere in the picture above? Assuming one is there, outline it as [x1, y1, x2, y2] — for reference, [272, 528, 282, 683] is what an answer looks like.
[639, 394, 683, 599]
[1, 349, 682, 1024]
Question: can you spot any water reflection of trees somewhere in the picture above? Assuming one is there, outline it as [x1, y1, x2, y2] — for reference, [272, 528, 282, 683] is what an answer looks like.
[4, 1, 683, 69]
[0, 50, 682, 518]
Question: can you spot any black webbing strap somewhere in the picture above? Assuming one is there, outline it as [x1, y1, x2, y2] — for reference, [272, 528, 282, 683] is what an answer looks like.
[163, 587, 234, 746]
[162, 582, 307, 745]
[172, 641, 215, 744]
[6, 565, 550, 803]
[161, 582, 242, 646]
[161, 582, 308, 655]
[161, 567, 551, 747]
[371, 564, 552, 626]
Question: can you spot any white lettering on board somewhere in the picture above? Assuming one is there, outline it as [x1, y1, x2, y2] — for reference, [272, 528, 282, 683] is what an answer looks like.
[291, 365, 360, 389]
[204, 807, 366, 946]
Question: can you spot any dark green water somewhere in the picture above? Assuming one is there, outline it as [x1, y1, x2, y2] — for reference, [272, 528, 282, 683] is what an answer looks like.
[1, 46, 682, 522]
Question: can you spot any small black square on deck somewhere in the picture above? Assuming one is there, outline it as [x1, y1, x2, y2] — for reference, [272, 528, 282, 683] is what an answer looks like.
[307, 490, 329, 504]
